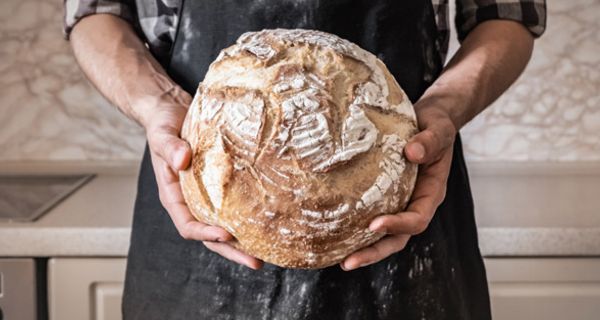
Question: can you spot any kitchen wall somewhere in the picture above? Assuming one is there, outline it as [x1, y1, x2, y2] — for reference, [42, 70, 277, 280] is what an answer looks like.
[0, 0, 598, 162]
[457, 0, 600, 161]
[0, 0, 145, 161]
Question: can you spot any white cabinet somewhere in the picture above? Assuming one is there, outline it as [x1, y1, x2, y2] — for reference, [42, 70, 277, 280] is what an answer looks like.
[486, 258, 600, 320]
[0, 259, 37, 320]
[48, 258, 126, 320]
[93, 282, 125, 320]
[48, 257, 600, 319]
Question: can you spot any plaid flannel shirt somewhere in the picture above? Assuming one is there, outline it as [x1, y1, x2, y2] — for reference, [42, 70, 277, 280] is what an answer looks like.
[64, 0, 546, 64]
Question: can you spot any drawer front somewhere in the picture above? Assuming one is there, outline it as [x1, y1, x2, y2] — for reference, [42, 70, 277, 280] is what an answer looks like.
[48, 258, 126, 320]
[486, 258, 600, 320]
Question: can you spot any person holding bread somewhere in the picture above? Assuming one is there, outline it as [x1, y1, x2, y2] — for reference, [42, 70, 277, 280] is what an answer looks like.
[64, 0, 546, 319]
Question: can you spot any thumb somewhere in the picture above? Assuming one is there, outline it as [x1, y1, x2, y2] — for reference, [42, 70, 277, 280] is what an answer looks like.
[404, 121, 455, 164]
[149, 128, 192, 171]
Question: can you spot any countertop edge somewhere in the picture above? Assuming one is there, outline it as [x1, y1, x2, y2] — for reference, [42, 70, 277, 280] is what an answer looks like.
[0, 227, 131, 257]
[478, 227, 600, 257]
[2, 227, 599, 258]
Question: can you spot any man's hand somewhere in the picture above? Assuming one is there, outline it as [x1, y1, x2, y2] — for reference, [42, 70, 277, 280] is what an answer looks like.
[340, 101, 456, 271]
[70, 14, 264, 270]
[143, 89, 264, 270]
[339, 20, 534, 271]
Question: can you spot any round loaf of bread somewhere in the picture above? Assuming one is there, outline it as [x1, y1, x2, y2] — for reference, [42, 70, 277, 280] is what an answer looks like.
[179, 29, 418, 269]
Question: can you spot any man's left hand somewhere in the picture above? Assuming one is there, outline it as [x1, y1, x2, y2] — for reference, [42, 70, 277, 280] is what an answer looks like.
[340, 100, 457, 271]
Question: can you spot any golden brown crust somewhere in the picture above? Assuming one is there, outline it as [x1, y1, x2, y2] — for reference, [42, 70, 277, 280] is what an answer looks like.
[179, 29, 418, 268]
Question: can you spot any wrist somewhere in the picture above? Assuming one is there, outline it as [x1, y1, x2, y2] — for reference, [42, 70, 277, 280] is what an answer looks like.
[129, 85, 191, 130]
[137, 98, 189, 132]
[130, 95, 168, 129]
[112, 53, 190, 128]
[413, 91, 464, 135]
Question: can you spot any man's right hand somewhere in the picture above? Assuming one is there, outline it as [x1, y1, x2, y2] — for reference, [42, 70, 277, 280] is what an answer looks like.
[70, 14, 264, 269]
[141, 80, 264, 270]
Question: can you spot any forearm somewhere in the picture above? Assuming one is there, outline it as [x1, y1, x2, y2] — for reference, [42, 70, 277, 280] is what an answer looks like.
[419, 20, 534, 131]
[69, 14, 185, 127]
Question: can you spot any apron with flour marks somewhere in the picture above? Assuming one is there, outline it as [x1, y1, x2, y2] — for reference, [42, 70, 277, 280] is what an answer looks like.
[122, 1, 492, 319]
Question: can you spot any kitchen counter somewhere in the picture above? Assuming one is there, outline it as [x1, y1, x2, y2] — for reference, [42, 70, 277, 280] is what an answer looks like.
[1, 161, 599, 257]
[0, 161, 138, 257]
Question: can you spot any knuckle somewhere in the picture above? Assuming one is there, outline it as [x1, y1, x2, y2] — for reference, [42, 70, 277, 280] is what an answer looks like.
[426, 123, 457, 150]
[150, 142, 169, 162]
[196, 225, 212, 241]
[416, 132, 442, 162]
[158, 139, 174, 157]
[178, 225, 193, 240]
[372, 245, 384, 258]
[158, 192, 169, 208]
[149, 131, 180, 157]
[412, 215, 431, 235]
[147, 137, 162, 154]
[158, 190, 173, 209]
[178, 229, 191, 241]
[436, 186, 448, 206]
[433, 179, 446, 196]
[422, 129, 441, 146]
[202, 240, 215, 250]
[441, 120, 457, 140]
[397, 239, 408, 251]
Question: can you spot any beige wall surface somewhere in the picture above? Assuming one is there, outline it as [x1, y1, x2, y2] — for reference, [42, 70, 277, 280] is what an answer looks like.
[0, 0, 144, 161]
[0, 0, 598, 162]
[458, 0, 600, 161]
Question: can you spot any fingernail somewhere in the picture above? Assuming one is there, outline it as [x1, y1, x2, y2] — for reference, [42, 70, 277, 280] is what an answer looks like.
[369, 222, 386, 233]
[369, 225, 386, 233]
[343, 261, 372, 271]
[173, 147, 189, 170]
[171, 152, 183, 170]
[412, 143, 425, 160]
[248, 262, 262, 270]
[340, 263, 350, 271]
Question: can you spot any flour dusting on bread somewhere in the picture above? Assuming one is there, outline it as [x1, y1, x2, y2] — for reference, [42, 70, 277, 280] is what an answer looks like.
[180, 29, 418, 268]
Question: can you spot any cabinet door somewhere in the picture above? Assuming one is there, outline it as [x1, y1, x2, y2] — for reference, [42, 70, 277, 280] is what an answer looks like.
[0, 259, 37, 320]
[485, 258, 600, 320]
[48, 258, 126, 320]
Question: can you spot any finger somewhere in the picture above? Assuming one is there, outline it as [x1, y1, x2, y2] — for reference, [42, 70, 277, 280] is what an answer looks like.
[151, 154, 233, 242]
[371, 148, 453, 235]
[203, 241, 264, 270]
[151, 151, 179, 184]
[340, 234, 410, 271]
[155, 153, 258, 268]
[169, 202, 233, 242]
[369, 175, 443, 235]
[405, 120, 455, 164]
[149, 128, 192, 171]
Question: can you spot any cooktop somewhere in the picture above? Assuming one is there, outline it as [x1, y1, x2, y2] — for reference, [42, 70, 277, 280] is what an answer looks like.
[0, 174, 94, 222]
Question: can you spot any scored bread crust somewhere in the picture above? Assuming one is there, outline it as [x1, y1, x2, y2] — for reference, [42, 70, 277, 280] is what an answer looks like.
[180, 29, 418, 269]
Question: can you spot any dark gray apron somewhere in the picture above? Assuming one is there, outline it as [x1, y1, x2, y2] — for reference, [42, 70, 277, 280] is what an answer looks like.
[123, 1, 491, 319]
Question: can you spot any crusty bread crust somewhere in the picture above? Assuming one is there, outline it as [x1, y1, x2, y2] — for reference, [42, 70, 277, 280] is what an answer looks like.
[180, 29, 418, 268]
